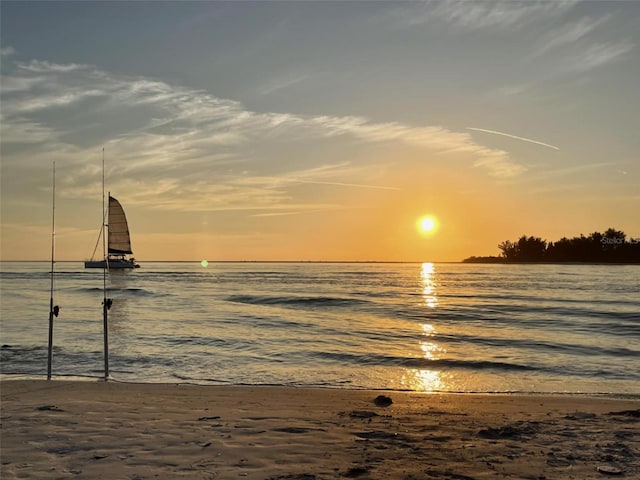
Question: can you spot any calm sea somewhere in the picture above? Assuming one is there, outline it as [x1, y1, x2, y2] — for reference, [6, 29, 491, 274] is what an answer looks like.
[1, 262, 638, 395]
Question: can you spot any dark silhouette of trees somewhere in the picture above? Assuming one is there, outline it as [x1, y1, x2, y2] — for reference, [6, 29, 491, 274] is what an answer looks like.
[499, 236, 547, 261]
[464, 228, 639, 263]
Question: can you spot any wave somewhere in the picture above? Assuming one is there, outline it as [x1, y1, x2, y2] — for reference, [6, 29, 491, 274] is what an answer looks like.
[110, 287, 157, 297]
[394, 306, 640, 338]
[437, 292, 640, 308]
[429, 333, 640, 357]
[76, 286, 157, 296]
[226, 294, 369, 309]
[311, 350, 538, 372]
[309, 351, 640, 380]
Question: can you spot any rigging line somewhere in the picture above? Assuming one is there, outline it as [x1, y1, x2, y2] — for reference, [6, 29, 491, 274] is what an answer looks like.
[89, 208, 107, 261]
[90, 148, 109, 261]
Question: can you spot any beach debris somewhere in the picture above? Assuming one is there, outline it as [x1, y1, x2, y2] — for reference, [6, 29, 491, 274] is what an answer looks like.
[478, 421, 538, 440]
[565, 411, 597, 420]
[478, 426, 519, 439]
[343, 466, 370, 477]
[354, 430, 403, 440]
[546, 453, 572, 467]
[607, 409, 640, 418]
[36, 405, 64, 412]
[198, 415, 221, 421]
[424, 469, 476, 479]
[92, 454, 108, 460]
[200, 441, 212, 448]
[425, 434, 453, 442]
[264, 475, 317, 480]
[373, 395, 393, 407]
[596, 465, 623, 475]
[448, 474, 476, 480]
[47, 446, 78, 455]
[348, 410, 379, 419]
[273, 426, 320, 434]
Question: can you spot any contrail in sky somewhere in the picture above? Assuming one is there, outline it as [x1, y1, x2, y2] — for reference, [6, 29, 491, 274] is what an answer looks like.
[467, 127, 560, 150]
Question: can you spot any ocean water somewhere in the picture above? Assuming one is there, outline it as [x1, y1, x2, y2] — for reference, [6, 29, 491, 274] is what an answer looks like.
[1, 261, 639, 395]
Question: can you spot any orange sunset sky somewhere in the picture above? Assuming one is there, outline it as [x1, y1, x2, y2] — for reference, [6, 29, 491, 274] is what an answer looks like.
[1, 1, 638, 262]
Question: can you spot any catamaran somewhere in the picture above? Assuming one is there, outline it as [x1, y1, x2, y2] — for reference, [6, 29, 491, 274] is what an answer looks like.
[85, 194, 139, 269]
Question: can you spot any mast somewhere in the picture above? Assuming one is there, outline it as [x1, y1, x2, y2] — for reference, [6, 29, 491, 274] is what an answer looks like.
[47, 161, 60, 379]
[101, 148, 111, 380]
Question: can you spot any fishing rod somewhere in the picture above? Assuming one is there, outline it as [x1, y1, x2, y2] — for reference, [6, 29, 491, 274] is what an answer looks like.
[101, 148, 112, 381]
[47, 161, 60, 380]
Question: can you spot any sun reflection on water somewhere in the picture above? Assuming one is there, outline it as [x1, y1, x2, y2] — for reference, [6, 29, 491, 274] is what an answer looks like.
[401, 262, 449, 391]
[401, 368, 447, 392]
[421, 262, 438, 308]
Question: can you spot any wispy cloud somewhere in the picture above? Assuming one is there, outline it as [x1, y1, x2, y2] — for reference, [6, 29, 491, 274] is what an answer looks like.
[286, 179, 400, 191]
[1, 46, 16, 57]
[249, 211, 307, 218]
[0, 116, 58, 144]
[564, 41, 634, 72]
[1, 58, 525, 214]
[467, 127, 560, 151]
[535, 14, 612, 57]
[18, 60, 91, 73]
[386, 0, 579, 31]
[491, 84, 532, 97]
[507, 162, 616, 185]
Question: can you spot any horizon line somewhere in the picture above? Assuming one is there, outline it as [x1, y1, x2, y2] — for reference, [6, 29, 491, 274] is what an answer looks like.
[0, 259, 462, 264]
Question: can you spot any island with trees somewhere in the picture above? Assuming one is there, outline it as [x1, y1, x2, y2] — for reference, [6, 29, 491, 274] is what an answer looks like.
[463, 228, 640, 264]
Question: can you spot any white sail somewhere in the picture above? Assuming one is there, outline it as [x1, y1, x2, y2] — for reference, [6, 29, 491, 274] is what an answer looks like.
[108, 195, 133, 255]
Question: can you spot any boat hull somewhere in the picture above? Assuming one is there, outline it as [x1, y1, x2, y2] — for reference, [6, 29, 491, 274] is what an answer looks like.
[84, 259, 139, 269]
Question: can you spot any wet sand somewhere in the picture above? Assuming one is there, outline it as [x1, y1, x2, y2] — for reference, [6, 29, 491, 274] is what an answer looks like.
[1, 380, 638, 479]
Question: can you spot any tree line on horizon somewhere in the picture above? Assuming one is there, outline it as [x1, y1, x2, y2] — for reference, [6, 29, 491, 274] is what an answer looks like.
[464, 228, 640, 263]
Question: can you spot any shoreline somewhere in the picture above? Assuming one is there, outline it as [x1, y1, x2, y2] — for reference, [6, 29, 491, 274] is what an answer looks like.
[2, 380, 639, 479]
[3, 374, 639, 399]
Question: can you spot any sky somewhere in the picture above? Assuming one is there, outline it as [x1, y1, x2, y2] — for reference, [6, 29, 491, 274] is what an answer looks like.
[1, 0, 639, 262]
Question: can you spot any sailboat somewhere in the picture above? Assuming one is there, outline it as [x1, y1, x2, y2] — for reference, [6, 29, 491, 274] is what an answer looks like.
[85, 194, 140, 269]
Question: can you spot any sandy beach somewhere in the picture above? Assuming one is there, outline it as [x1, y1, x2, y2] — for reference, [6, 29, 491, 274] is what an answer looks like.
[1, 380, 638, 479]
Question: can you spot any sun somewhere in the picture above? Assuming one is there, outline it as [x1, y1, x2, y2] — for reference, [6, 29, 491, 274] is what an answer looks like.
[417, 215, 438, 235]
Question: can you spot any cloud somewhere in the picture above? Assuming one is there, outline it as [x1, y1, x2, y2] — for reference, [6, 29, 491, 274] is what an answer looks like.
[507, 162, 616, 185]
[530, 12, 634, 73]
[1, 46, 16, 57]
[386, 0, 579, 31]
[491, 84, 532, 97]
[1, 58, 525, 214]
[17, 60, 91, 73]
[565, 41, 634, 72]
[535, 15, 612, 56]
[286, 179, 401, 191]
[0, 115, 58, 144]
[249, 211, 307, 218]
[0, 75, 47, 93]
